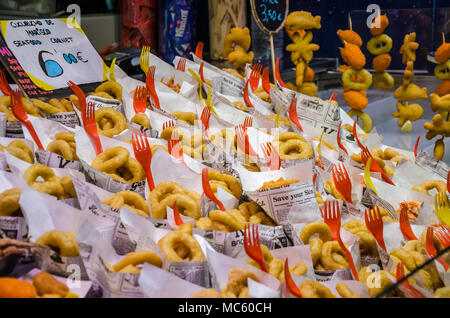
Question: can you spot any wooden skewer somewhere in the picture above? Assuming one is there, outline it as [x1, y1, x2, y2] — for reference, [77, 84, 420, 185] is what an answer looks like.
[349, 16, 353, 30]
[443, 32, 446, 44]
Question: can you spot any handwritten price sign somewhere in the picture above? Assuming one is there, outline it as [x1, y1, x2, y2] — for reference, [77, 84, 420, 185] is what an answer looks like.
[250, 0, 289, 35]
[0, 18, 106, 91]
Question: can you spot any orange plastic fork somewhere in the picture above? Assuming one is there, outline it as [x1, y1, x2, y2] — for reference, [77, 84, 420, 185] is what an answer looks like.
[235, 124, 259, 158]
[146, 66, 160, 109]
[244, 223, 269, 273]
[361, 146, 395, 186]
[399, 202, 418, 241]
[243, 116, 253, 130]
[84, 101, 103, 155]
[288, 97, 303, 132]
[243, 80, 255, 109]
[414, 136, 421, 158]
[173, 202, 184, 226]
[322, 200, 359, 280]
[425, 227, 449, 271]
[337, 121, 348, 155]
[195, 42, 204, 60]
[162, 120, 175, 132]
[275, 58, 288, 88]
[67, 80, 87, 115]
[352, 120, 365, 150]
[364, 207, 387, 252]
[332, 163, 353, 204]
[10, 90, 44, 150]
[284, 258, 302, 298]
[0, 70, 13, 96]
[177, 58, 187, 72]
[132, 130, 155, 191]
[133, 85, 147, 114]
[199, 62, 206, 83]
[202, 168, 226, 211]
[262, 67, 271, 94]
[200, 107, 211, 134]
[396, 262, 425, 298]
[168, 131, 185, 164]
[313, 173, 318, 188]
[435, 225, 450, 248]
[261, 142, 281, 171]
[249, 64, 262, 92]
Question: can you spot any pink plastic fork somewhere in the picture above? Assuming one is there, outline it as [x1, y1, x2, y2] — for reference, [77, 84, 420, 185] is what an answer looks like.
[275, 58, 288, 88]
[243, 80, 255, 109]
[261, 142, 281, 171]
[202, 168, 226, 211]
[133, 85, 147, 114]
[235, 124, 259, 158]
[84, 101, 103, 155]
[364, 206, 387, 252]
[337, 121, 348, 155]
[177, 58, 186, 72]
[200, 107, 211, 135]
[146, 66, 160, 109]
[67, 80, 87, 115]
[249, 64, 262, 92]
[322, 200, 359, 280]
[284, 258, 302, 298]
[361, 146, 395, 186]
[288, 97, 303, 132]
[399, 202, 418, 241]
[396, 262, 425, 298]
[332, 163, 353, 204]
[425, 227, 449, 271]
[132, 130, 155, 191]
[195, 42, 204, 60]
[262, 67, 271, 94]
[435, 225, 450, 248]
[0, 70, 13, 96]
[10, 90, 44, 150]
[243, 116, 253, 130]
[244, 223, 269, 273]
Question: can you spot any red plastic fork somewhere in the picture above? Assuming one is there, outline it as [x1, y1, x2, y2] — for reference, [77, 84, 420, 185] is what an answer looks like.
[261, 142, 281, 171]
[262, 67, 271, 94]
[243, 80, 255, 109]
[425, 227, 449, 271]
[332, 163, 353, 204]
[168, 131, 185, 165]
[201, 168, 226, 211]
[275, 58, 288, 88]
[0, 70, 13, 96]
[313, 173, 318, 188]
[364, 206, 387, 252]
[337, 121, 348, 155]
[353, 120, 365, 150]
[162, 120, 175, 132]
[133, 85, 147, 114]
[146, 66, 160, 109]
[361, 146, 395, 186]
[235, 124, 259, 158]
[322, 200, 359, 280]
[173, 202, 184, 226]
[399, 202, 418, 241]
[195, 42, 204, 60]
[288, 97, 303, 133]
[132, 130, 155, 191]
[414, 136, 420, 158]
[284, 258, 302, 298]
[67, 80, 87, 115]
[10, 90, 44, 150]
[177, 58, 187, 72]
[249, 64, 262, 92]
[243, 116, 253, 130]
[435, 225, 450, 248]
[84, 101, 103, 155]
[200, 107, 211, 135]
[396, 262, 425, 298]
[244, 223, 269, 273]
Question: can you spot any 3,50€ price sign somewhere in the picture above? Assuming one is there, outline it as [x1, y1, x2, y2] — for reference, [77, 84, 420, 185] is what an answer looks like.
[250, 0, 289, 35]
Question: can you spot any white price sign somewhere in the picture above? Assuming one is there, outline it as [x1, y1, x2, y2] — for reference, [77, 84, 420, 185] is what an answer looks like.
[0, 18, 107, 90]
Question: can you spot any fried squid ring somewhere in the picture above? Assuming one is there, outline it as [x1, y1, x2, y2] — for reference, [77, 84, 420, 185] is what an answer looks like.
[5, 143, 34, 163]
[347, 109, 373, 133]
[111, 251, 162, 273]
[359, 267, 395, 297]
[321, 241, 349, 270]
[95, 81, 123, 102]
[91, 92, 114, 100]
[160, 126, 186, 142]
[35, 230, 79, 257]
[92, 147, 129, 172]
[336, 283, 360, 298]
[300, 222, 332, 244]
[190, 289, 221, 298]
[299, 280, 336, 298]
[24, 163, 64, 197]
[324, 179, 345, 200]
[208, 170, 242, 199]
[172, 112, 197, 126]
[342, 68, 373, 91]
[434, 287, 450, 298]
[158, 224, 205, 262]
[411, 180, 447, 195]
[46, 140, 74, 160]
[22, 98, 42, 117]
[434, 61, 450, 81]
[221, 268, 258, 298]
[0, 96, 18, 121]
[367, 34, 393, 55]
[131, 113, 151, 129]
[0, 188, 22, 217]
[32, 99, 63, 114]
[274, 139, 313, 160]
[238, 201, 275, 226]
[343, 220, 377, 256]
[108, 158, 145, 184]
[310, 238, 323, 266]
[209, 210, 246, 232]
[55, 133, 75, 143]
[95, 107, 127, 137]
[373, 72, 394, 90]
[60, 176, 76, 199]
[102, 191, 149, 217]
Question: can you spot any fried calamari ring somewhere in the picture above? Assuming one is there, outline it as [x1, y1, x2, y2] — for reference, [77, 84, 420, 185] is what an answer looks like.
[32, 99, 63, 114]
[373, 72, 394, 90]
[434, 287, 450, 298]
[337, 29, 362, 47]
[190, 289, 221, 298]
[95, 107, 127, 137]
[435, 61, 450, 81]
[343, 220, 377, 256]
[300, 222, 332, 244]
[172, 112, 197, 126]
[310, 238, 323, 266]
[92, 147, 129, 172]
[272, 133, 313, 160]
[158, 223, 205, 262]
[24, 163, 64, 198]
[221, 268, 259, 298]
[110, 251, 162, 273]
[5, 140, 34, 163]
[60, 176, 76, 199]
[208, 171, 242, 199]
[335, 283, 360, 298]
[321, 241, 349, 270]
[299, 280, 335, 298]
[22, 98, 42, 117]
[160, 126, 186, 142]
[107, 158, 145, 184]
[342, 68, 373, 91]
[359, 267, 395, 297]
[0, 188, 22, 217]
[347, 109, 373, 133]
[196, 210, 247, 232]
[340, 43, 366, 69]
[131, 113, 151, 129]
[324, 179, 345, 200]
[238, 201, 276, 226]
[367, 34, 393, 55]
[0, 96, 18, 121]
[95, 81, 123, 102]
[36, 230, 79, 257]
[91, 91, 114, 100]
[258, 178, 300, 190]
[102, 191, 149, 217]
[411, 180, 447, 195]
[46, 140, 74, 161]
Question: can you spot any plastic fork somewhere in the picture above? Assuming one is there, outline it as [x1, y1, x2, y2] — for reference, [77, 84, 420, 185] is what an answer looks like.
[262, 67, 271, 94]
[146, 66, 160, 109]
[284, 258, 302, 298]
[177, 58, 186, 72]
[435, 192, 450, 226]
[364, 207, 387, 252]
[261, 142, 281, 171]
[435, 225, 450, 248]
[331, 163, 353, 204]
[168, 131, 185, 164]
[67, 80, 87, 115]
[395, 262, 425, 298]
[243, 80, 255, 109]
[249, 64, 262, 92]
[162, 120, 175, 132]
[235, 124, 259, 158]
[447, 170, 449, 193]
[361, 146, 395, 186]
[173, 202, 184, 226]
[10, 90, 44, 150]
[322, 200, 359, 280]
[244, 223, 269, 273]
[275, 58, 288, 88]
[425, 227, 449, 271]
[399, 202, 418, 241]
[243, 116, 253, 130]
[313, 173, 318, 188]
[83, 101, 103, 155]
[195, 42, 204, 60]
[414, 136, 420, 158]
[0, 70, 13, 96]
[140, 45, 151, 74]
[352, 120, 365, 150]
[199, 62, 206, 83]
[133, 85, 147, 114]
[200, 107, 211, 134]
[131, 130, 155, 191]
[337, 121, 348, 155]
[288, 97, 303, 133]
[201, 168, 226, 211]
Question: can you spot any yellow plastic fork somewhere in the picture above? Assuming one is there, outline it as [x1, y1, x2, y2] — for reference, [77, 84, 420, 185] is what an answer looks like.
[140, 46, 151, 74]
[435, 192, 450, 226]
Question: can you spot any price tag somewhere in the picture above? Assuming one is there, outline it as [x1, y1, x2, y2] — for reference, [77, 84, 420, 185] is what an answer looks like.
[250, 0, 289, 35]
